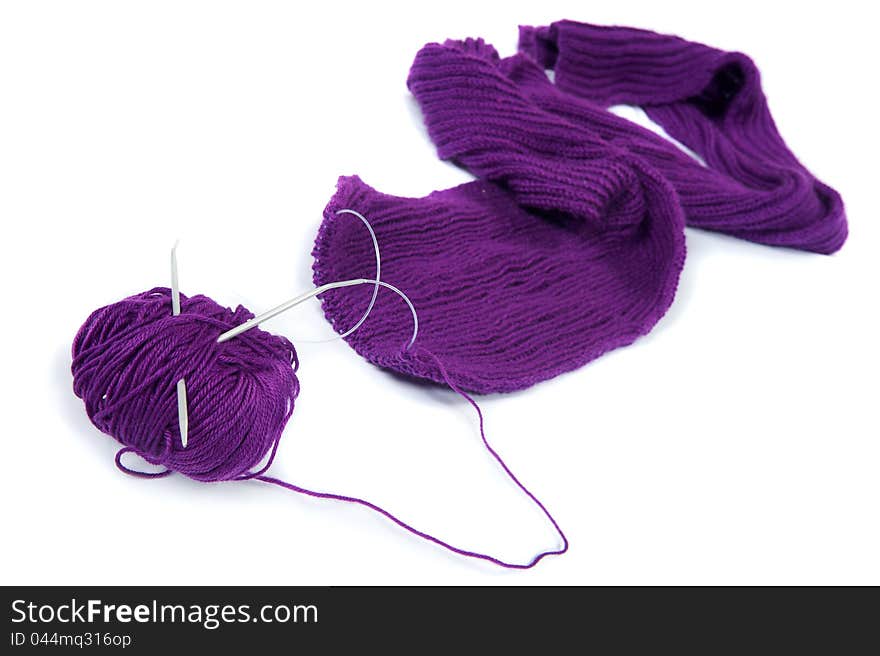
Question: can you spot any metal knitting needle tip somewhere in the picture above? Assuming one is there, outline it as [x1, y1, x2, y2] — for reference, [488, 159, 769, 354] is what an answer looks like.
[171, 241, 189, 449]
[216, 279, 419, 348]
[216, 279, 367, 344]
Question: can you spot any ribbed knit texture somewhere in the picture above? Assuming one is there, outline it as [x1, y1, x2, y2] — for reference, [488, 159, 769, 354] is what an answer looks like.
[407, 38, 657, 240]
[517, 20, 847, 253]
[313, 172, 684, 394]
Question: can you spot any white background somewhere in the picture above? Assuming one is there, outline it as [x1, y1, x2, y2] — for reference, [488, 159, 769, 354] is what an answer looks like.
[1, 1, 876, 585]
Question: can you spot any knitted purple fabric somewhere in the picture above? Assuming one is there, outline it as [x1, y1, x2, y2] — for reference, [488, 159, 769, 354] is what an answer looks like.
[312, 27, 845, 393]
[516, 20, 847, 253]
[314, 170, 684, 393]
[309, 33, 696, 393]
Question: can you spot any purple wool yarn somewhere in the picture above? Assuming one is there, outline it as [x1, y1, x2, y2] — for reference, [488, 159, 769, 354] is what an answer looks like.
[71, 288, 299, 481]
[515, 21, 847, 253]
[70, 288, 568, 569]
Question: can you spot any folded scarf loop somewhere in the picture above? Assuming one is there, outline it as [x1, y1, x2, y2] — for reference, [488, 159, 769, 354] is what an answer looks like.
[517, 21, 847, 253]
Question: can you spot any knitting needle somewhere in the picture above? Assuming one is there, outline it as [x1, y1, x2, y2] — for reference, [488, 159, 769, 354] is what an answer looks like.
[173, 209, 417, 448]
[216, 208, 385, 345]
[170, 241, 189, 448]
[216, 278, 419, 348]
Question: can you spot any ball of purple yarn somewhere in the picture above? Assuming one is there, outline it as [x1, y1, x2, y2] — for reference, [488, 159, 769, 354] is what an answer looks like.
[71, 288, 300, 482]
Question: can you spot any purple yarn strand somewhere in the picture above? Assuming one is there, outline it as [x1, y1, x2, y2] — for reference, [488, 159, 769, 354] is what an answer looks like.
[258, 349, 567, 570]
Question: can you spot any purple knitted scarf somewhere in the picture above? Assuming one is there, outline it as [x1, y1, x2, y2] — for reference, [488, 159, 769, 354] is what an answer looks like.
[313, 22, 846, 394]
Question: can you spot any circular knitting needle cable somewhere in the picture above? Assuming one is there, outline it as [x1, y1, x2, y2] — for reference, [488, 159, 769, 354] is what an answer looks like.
[174, 209, 419, 448]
